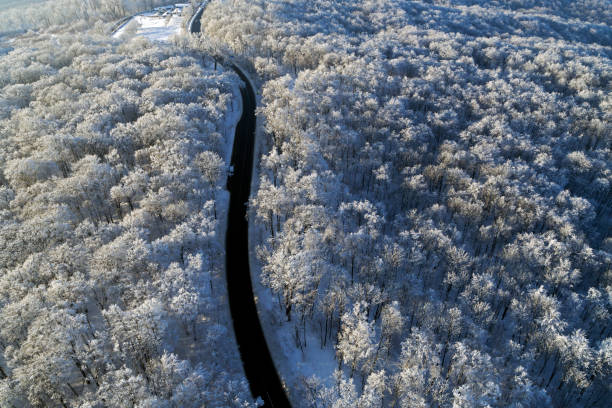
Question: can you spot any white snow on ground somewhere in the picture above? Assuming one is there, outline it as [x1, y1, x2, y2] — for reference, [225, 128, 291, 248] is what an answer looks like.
[113, 4, 187, 42]
[245, 67, 337, 404]
[249, 210, 337, 403]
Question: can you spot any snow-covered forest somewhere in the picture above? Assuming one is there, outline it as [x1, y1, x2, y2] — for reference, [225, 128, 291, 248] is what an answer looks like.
[0, 25, 255, 407]
[0, 0, 610, 407]
[198, 0, 611, 406]
[0, 0, 197, 36]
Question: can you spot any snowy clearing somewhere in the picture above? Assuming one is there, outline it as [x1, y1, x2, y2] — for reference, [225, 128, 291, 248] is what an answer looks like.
[113, 4, 189, 42]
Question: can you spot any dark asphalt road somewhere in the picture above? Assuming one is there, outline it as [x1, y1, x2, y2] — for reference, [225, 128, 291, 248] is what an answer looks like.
[191, 7, 292, 408]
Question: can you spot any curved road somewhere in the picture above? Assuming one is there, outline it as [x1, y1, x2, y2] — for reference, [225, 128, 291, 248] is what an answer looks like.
[191, 7, 291, 408]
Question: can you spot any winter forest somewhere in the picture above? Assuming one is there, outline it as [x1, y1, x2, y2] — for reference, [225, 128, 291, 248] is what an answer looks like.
[0, 3, 254, 406]
[0, 0, 611, 407]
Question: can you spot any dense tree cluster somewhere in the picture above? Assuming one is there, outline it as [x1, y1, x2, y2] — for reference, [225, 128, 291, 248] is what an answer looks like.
[202, 0, 611, 406]
[0, 29, 253, 407]
[430, 0, 612, 26]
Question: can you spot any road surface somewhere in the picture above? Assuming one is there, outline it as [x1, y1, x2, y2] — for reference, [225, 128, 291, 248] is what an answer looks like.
[191, 6, 292, 408]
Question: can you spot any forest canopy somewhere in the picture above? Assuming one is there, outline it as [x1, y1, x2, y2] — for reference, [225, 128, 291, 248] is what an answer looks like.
[200, 0, 612, 406]
[0, 0, 610, 406]
[0, 26, 254, 407]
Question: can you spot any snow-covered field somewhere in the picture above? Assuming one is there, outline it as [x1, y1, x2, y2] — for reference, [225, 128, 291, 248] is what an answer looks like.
[113, 3, 189, 42]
